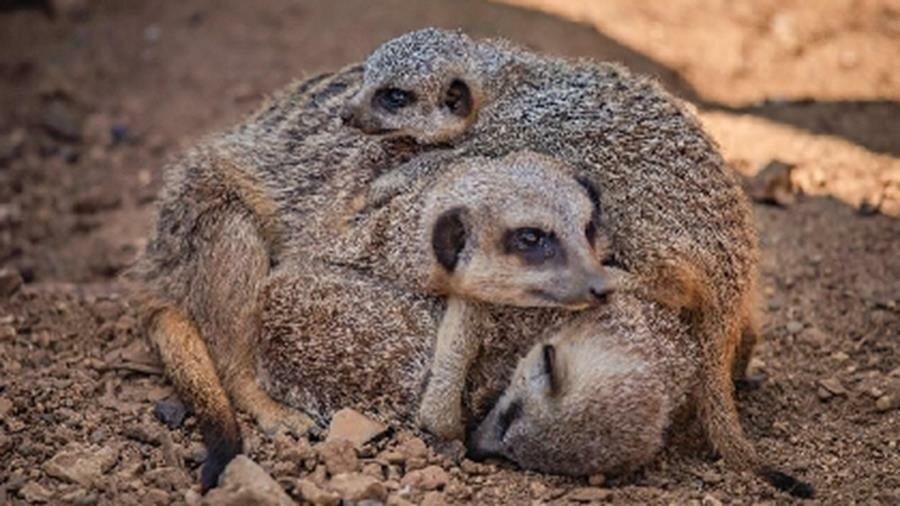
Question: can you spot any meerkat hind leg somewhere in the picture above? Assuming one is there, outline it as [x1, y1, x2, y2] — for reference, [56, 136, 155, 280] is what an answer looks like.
[149, 307, 242, 491]
[418, 297, 480, 441]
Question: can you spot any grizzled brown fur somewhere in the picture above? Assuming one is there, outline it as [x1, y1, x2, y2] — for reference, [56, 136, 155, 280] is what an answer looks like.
[344, 27, 766, 479]
[131, 64, 427, 488]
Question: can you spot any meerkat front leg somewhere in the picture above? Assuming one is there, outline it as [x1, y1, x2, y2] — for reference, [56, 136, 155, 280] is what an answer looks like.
[418, 297, 481, 440]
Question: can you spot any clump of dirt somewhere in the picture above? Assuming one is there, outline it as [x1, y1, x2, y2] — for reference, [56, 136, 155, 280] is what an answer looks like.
[1, 1, 898, 504]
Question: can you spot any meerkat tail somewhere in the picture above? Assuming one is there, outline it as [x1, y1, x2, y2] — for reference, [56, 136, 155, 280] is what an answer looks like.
[696, 328, 815, 498]
[148, 306, 243, 491]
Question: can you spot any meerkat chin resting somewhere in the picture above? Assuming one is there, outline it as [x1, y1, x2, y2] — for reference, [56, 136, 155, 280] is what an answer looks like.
[415, 152, 617, 440]
[341, 28, 813, 498]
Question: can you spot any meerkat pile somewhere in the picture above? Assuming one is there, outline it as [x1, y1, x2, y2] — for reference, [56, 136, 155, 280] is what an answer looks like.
[133, 28, 814, 498]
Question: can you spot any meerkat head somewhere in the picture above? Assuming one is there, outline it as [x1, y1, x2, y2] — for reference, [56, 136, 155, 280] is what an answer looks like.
[423, 151, 618, 310]
[342, 28, 514, 144]
[467, 310, 672, 475]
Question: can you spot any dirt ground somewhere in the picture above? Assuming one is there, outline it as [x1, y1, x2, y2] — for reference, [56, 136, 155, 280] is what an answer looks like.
[1, 0, 898, 504]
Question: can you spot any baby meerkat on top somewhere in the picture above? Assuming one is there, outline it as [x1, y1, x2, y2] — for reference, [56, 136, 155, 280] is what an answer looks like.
[342, 28, 520, 144]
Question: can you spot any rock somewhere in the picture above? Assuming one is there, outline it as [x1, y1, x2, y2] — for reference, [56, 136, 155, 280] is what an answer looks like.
[0, 268, 23, 298]
[145, 466, 191, 491]
[295, 479, 340, 506]
[42, 100, 83, 141]
[401, 465, 449, 491]
[529, 481, 549, 498]
[327, 473, 387, 503]
[785, 320, 804, 335]
[876, 383, 900, 412]
[153, 398, 188, 429]
[274, 433, 316, 471]
[361, 462, 384, 480]
[798, 327, 827, 346]
[0, 204, 22, 230]
[144, 488, 170, 506]
[377, 449, 406, 465]
[588, 472, 606, 486]
[59, 488, 97, 505]
[421, 490, 447, 506]
[695, 469, 723, 484]
[326, 408, 387, 448]
[746, 160, 797, 206]
[43, 443, 118, 487]
[702, 494, 724, 506]
[73, 189, 122, 214]
[317, 439, 359, 475]
[566, 487, 612, 502]
[0, 323, 16, 342]
[818, 378, 848, 397]
[0, 396, 13, 417]
[184, 489, 202, 506]
[460, 459, 491, 476]
[0, 128, 25, 165]
[19, 481, 53, 503]
[202, 456, 296, 506]
[396, 434, 428, 462]
[124, 421, 161, 445]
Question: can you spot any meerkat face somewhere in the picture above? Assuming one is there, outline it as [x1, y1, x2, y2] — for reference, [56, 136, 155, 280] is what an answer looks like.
[467, 321, 669, 476]
[341, 28, 485, 144]
[424, 152, 619, 310]
[343, 72, 479, 145]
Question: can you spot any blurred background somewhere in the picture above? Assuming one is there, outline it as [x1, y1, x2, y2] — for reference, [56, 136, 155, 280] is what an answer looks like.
[0, 1, 898, 504]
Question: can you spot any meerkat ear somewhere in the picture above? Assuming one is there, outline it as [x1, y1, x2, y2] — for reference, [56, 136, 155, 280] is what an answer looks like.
[575, 176, 601, 214]
[542, 344, 559, 395]
[432, 207, 468, 272]
[444, 79, 473, 117]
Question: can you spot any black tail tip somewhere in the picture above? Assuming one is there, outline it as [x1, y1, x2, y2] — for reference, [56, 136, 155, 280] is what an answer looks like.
[759, 468, 815, 499]
[199, 424, 244, 492]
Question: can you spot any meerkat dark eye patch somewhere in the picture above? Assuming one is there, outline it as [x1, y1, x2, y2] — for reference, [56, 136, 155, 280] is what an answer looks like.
[373, 87, 416, 112]
[503, 227, 561, 265]
[542, 344, 559, 395]
[432, 208, 467, 272]
[444, 79, 473, 117]
[498, 399, 522, 440]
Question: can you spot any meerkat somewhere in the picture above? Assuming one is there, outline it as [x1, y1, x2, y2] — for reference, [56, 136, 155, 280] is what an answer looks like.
[341, 28, 811, 496]
[398, 152, 617, 440]
[131, 63, 431, 489]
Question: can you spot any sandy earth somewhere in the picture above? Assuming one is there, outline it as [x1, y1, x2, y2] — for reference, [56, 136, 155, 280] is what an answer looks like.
[1, 0, 898, 504]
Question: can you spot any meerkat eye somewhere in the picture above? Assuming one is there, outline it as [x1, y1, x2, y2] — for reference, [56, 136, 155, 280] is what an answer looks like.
[510, 228, 546, 251]
[444, 79, 473, 117]
[504, 228, 561, 265]
[498, 399, 522, 440]
[373, 88, 416, 112]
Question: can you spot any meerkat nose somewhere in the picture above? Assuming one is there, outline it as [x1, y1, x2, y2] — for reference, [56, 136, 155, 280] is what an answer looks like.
[589, 277, 613, 304]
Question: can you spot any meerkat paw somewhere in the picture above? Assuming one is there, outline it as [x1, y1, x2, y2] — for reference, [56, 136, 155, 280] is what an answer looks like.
[256, 406, 320, 439]
[417, 394, 465, 441]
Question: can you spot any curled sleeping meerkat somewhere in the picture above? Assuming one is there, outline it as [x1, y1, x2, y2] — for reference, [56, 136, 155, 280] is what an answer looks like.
[341, 28, 812, 497]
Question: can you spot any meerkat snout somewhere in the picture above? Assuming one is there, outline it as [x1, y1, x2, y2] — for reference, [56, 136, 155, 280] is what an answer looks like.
[423, 152, 616, 310]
